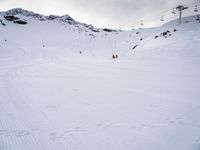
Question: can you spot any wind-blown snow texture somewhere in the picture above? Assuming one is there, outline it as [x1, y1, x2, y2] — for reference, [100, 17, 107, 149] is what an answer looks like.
[0, 8, 200, 150]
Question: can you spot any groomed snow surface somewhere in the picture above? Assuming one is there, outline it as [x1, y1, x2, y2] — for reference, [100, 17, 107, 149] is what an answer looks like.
[0, 11, 200, 150]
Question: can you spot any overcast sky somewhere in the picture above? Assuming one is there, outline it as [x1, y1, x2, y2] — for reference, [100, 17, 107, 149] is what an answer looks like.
[0, 0, 198, 29]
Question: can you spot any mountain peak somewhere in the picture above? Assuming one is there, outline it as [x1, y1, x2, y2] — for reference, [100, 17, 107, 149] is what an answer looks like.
[1, 8, 117, 33]
[6, 8, 33, 15]
[5, 8, 46, 21]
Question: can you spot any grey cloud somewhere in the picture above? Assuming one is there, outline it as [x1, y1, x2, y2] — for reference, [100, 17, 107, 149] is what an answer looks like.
[0, 0, 196, 29]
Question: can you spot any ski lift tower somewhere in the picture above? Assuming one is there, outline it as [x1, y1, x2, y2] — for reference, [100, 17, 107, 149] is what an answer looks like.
[176, 5, 188, 25]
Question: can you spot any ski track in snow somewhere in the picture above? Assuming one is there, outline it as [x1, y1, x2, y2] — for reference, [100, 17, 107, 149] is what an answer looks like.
[1, 56, 200, 150]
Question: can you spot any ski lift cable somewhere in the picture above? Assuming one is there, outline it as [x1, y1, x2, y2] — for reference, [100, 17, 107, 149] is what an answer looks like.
[182, 1, 200, 11]
[184, 1, 200, 6]
[132, 6, 179, 27]
[140, 9, 173, 22]
[142, 11, 174, 24]
[132, 0, 199, 28]
[140, 5, 197, 26]
[137, 11, 171, 27]
[133, 13, 176, 28]
[183, 3, 200, 13]
[143, 0, 200, 21]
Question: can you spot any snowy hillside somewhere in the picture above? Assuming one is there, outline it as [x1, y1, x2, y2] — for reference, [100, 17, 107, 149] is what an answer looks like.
[0, 8, 200, 150]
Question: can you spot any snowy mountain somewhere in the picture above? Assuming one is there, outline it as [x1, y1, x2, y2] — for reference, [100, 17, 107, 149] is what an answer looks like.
[0, 8, 200, 150]
[0, 8, 117, 33]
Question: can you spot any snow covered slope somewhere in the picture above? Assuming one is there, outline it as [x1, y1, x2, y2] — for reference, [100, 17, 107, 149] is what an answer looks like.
[0, 8, 200, 150]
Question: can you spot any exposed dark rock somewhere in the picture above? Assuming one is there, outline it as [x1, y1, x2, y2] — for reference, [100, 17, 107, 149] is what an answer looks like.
[83, 24, 100, 32]
[132, 44, 139, 50]
[136, 32, 140, 34]
[13, 20, 27, 25]
[4, 15, 19, 21]
[3, 8, 118, 33]
[47, 15, 58, 20]
[103, 28, 113, 32]
[89, 34, 95, 37]
[161, 30, 171, 38]
[91, 29, 100, 32]
[155, 29, 177, 39]
[5, 8, 46, 21]
[0, 19, 6, 26]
